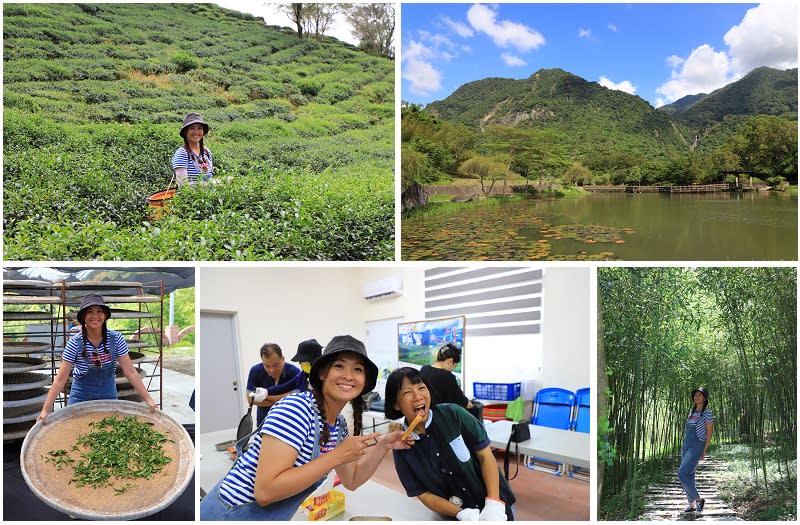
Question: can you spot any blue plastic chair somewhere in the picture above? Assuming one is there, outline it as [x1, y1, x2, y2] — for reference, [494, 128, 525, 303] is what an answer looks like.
[527, 388, 575, 475]
[567, 387, 590, 480]
[531, 388, 575, 429]
[572, 387, 590, 433]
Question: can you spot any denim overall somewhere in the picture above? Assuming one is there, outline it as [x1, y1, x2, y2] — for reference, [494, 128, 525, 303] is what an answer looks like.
[67, 336, 117, 405]
[677, 414, 704, 504]
[200, 405, 343, 521]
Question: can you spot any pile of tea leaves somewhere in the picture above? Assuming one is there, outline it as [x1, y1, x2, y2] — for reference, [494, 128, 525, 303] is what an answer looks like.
[42, 415, 173, 494]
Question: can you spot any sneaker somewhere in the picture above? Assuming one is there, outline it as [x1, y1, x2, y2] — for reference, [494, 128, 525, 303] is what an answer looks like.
[696, 499, 705, 512]
[683, 505, 696, 513]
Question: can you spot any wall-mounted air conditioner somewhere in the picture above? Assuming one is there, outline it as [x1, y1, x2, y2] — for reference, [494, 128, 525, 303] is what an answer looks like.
[363, 277, 403, 301]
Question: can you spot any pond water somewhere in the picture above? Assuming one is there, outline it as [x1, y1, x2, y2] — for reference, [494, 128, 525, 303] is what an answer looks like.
[401, 192, 797, 261]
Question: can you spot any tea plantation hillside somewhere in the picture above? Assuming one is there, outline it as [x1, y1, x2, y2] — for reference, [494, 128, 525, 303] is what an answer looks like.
[3, 3, 394, 260]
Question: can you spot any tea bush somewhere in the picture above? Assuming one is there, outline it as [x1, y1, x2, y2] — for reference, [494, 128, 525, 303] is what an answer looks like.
[4, 3, 394, 260]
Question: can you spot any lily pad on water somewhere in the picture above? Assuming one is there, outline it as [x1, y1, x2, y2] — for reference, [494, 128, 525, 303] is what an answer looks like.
[402, 201, 632, 260]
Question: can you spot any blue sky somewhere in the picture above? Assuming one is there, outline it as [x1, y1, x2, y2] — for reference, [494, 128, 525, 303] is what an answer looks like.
[402, 3, 798, 108]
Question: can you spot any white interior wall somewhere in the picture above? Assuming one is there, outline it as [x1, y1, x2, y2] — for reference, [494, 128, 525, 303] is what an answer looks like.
[541, 267, 591, 392]
[200, 266, 366, 406]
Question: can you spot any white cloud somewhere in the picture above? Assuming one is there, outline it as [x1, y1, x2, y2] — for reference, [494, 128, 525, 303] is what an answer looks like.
[419, 30, 456, 50]
[656, 44, 730, 103]
[402, 40, 442, 96]
[467, 4, 545, 52]
[598, 76, 637, 95]
[656, 3, 797, 105]
[724, 2, 798, 76]
[500, 53, 527, 67]
[442, 16, 474, 38]
[666, 54, 685, 69]
[655, 97, 666, 108]
[608, 24, 618, 32]
[441, 51, 456, 62]
[404, 39, 435, 62]
[579, 28, 591, 39]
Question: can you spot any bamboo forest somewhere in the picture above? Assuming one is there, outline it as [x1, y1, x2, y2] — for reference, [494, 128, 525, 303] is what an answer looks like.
[598, 267, 796, 521]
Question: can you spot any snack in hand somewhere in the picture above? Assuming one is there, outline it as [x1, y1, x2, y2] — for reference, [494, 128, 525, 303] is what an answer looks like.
[401, 414, 424, 440]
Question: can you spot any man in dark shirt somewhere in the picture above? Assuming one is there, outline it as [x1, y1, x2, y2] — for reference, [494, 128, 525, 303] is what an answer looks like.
[246, 343, 306, 425]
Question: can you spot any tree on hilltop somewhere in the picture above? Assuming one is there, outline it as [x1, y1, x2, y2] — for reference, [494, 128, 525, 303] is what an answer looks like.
[342, 3, 394, 59]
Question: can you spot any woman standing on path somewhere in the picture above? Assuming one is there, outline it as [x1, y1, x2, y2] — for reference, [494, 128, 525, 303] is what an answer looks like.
[172, 112, 213, 185]
[37, 294, 157, 422]
[677, 387, 714, 513]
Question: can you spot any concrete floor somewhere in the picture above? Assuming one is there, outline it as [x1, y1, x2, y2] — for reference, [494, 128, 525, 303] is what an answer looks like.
[139, 363, 196, 425]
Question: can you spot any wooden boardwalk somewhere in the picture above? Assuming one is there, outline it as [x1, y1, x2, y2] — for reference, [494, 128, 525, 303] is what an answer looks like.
[585, 184, 737, 193]
[642, 457, 742, 521]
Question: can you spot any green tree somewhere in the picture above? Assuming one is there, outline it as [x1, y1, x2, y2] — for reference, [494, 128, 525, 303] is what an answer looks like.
[342, 3, 394, 58]
[278, 3, 306, 38]
[458, 155, 511, 197]
[564, 162, 592, 186]
[736, 115, 798, 179]
[302, 4, 338, 39]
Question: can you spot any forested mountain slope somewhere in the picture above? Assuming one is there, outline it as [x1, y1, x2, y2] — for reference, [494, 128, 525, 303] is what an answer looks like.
[661, 67, 797, 128]
[425, 68, 688, 161]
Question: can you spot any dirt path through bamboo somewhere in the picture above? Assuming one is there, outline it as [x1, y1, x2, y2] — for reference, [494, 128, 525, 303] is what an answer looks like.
[642, 456, 742, 521]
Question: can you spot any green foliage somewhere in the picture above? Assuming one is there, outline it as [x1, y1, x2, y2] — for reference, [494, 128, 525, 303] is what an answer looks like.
[411, 66, 797, 189]
[171, 51, 199, 74]
[3, 3, 394, 260]
[714, 444, 797, 521]
[599, 268, 797, 518]
[664, 67, 798, 128]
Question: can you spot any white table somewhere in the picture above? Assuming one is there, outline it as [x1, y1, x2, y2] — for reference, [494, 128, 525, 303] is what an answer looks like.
[483, 420, 590, 469]
[199, 428, 239, 494]
[199, 428, 442, 521]
[292, 480, 443, 521]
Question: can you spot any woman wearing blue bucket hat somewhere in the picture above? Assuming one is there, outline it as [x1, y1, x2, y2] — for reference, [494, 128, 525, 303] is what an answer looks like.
[172, 112, 213, 186]
[36, 293, 157, 424]
[201, 335, 414, 521]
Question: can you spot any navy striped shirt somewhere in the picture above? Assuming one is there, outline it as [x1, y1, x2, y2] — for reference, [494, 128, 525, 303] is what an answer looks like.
[171, 146, 213, 184]
[687, 408, 715, 442]
[62, 330, 128, 378]
[219, 391, 346, 506]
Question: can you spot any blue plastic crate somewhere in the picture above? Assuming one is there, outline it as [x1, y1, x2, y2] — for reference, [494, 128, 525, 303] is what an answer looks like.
[473, 382, 521, 401]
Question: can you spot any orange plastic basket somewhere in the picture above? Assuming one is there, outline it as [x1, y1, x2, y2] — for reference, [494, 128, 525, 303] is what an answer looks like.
[147, 188, 177, 220]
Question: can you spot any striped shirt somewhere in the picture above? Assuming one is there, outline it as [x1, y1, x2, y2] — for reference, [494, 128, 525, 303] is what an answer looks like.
[219, 391, 346, 506]
[171, 146, 213, 184]
[687, 408, 715, 442]
[62, 330, 128, 378]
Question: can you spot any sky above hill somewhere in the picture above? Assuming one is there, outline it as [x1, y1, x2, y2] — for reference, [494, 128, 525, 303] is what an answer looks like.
[402, 3, 798, 108]
[214, 2, 358, 45]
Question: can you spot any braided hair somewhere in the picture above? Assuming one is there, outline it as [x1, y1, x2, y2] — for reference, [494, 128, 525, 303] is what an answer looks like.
[80, 321, 109, 360]
[183, 137, 207, 163]
[310, 365, 366, 446]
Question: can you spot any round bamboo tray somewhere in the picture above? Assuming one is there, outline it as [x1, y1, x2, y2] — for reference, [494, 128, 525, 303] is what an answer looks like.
[3, 356, 47, 374]
[3, 371, 51, 391]
[4, 409, 40, 425]
[2, 311, 54, 321]
[21, 400, 194, 520]
[3, 341, 51, 355]
[65, 308, 158, 320]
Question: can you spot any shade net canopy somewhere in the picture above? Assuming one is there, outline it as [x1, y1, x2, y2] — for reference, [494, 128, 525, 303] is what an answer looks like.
[3, 267, 195, 296]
